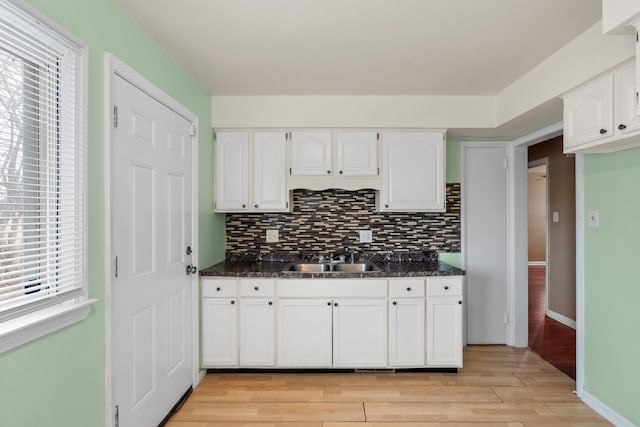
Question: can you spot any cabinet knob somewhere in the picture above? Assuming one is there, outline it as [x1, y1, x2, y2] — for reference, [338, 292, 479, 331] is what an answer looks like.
[255, 204, 259, 208]
[444, 286, 449, 290]
[327, 170, 331, 174]
[268, 301, 273, 305]
[231, 300, 235, 305]
[216, 287, 221, 291]
[406, 287, 412, 292]
[392, 301, 397, 305]
[334, 302, 338, 306]
[242, 204, 247, 208]
[339, 170, 343, 174]
[599, 128, 607, 134]
[254, 286, 259, 291]
[385, 204, 389, 208]
[458, 300, 462, 305]
[618, 124, 627, 130]
[327, 302, 331, 306]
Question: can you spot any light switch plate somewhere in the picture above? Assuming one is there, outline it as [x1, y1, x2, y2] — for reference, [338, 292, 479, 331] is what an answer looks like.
[359, 230, 372, 243]
[552, 211, 559, 223]
[588, 209, 599, 228]
[266, 229, 279, 242]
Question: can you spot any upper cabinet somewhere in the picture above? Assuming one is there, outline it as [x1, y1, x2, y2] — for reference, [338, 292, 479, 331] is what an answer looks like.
[335, 131, 379, 176]
[380, 131, 445, 212]
[563, 60, 640, 153]
[215, 130, 289, 212]
[290, 131, 332, 176]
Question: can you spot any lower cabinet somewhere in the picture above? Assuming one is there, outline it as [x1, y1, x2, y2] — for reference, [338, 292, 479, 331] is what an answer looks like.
[332, 299, 387, 368]
[389, 298, 426, 367]
[277, 299, 333, 367]
[201, 298, 238, 367]
[239, 298, 275, 367]
[426, 294, 463, 368]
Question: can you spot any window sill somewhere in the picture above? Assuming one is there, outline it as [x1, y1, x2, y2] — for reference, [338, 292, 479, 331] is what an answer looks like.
[0, 299, 98, 354]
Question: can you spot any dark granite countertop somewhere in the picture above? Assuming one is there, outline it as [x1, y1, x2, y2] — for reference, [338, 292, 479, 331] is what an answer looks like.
[200, 251, 465, 279]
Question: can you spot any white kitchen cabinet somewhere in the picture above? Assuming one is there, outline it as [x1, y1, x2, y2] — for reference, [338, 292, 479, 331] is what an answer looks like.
[563, 60, 640, 153]
[332, 299, 387, 368]
[215, 131, 249, 211]
[336, 131, 379, 176]
[201, 297, 238, 367]
[380, 131, 445, 212]
[426, 277, 463, 368]
[214, 130, 288, 212]
[277, 299, 333, 367]
[239, 298, 275, 367]
[388, 278, 426, 367]
[290, 131, 332, 176]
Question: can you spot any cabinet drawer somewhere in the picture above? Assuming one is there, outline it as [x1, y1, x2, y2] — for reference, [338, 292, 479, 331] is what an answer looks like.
[239, 278, 275, 297]
[389, 279, 425, 297]
[202, 278, 238, 297]
[426, 277, 463, 296]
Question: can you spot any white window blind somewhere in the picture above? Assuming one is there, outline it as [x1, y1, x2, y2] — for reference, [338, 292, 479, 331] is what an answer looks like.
[0, 1, 86, 323]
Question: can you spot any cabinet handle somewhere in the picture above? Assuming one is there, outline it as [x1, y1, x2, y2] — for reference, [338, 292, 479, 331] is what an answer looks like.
[392, 301, 397, 305]
[599, 128, 607, 134]
[216, 287, 221, 291]
[327, 170, 331, 174]
[406, 287, 412, 292]
[339, 170, 343, 174]
[255, 204, 259, 208]
[458, 300, 462, 305]
[268, 301, 273, 305]
[334, 302, 338, 306]
[444, 286, 449, 290]
[619, 124, 627, 130]
[231, 300, 235, 305]
[254, 286, 259, 291]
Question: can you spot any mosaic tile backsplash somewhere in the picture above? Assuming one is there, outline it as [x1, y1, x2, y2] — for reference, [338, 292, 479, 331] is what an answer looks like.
[226, 184, 461, 256]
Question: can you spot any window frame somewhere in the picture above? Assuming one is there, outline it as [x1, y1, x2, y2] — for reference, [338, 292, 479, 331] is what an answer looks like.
[0, 0, 96, 354]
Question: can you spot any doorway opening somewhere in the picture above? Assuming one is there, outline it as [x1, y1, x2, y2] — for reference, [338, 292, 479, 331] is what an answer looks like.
[527, 136, 576, 379]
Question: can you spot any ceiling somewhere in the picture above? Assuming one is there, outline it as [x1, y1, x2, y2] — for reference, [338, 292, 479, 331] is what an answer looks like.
[116, 0, 602, 135]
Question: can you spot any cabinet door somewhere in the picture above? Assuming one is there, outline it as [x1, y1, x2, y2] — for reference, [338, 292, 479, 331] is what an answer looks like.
[381, 131, 445, 211]
[613, 62, 640, 135]
[277, 299, 333, 367]
[336, 131, 378, 176]
[333, 299, 387, 368]
[563, 74, 613, 150]
[239, 298, 275, 367]
[290, 131, 332, 176]
[253, 131, 288, 211]
[215, 131, 249, 211]
[201, 298, 238, 367]
[426, 296, 463, 368]
[389, 298, 425, 367]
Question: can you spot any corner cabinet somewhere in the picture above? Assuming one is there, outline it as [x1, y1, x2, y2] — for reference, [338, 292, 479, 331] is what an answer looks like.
[214, 130, 289, 212]
[380, 131, 445, 212]
[563, 60, 640, 153]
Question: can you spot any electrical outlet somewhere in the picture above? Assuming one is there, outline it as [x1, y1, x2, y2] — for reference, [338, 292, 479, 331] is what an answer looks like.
[266, 229, 279, 242]
[552, 211, 559, 223]
[359, 230, 372, 243]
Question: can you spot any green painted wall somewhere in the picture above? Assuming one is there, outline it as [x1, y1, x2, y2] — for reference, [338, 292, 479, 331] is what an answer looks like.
[446, 137, 462, 183]
[583, 150, 640, 425]
[0, 1, 225, 426]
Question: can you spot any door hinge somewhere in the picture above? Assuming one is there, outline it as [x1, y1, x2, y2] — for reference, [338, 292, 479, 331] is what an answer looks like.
[114, 405, 119, 427]
[286, 201, 289, 209]
[189, 124, 197, 137]
[113, 256, 118, 279]
[289, 167, 292, 175]
[503, 157, 508, 169]
[504, 312, 509, 324]
[113, 105, 118, 128]
[377, 132, 380, 140]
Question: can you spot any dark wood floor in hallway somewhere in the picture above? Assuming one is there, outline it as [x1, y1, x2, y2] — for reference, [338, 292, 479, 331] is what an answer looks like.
[528, 265, 576, 379]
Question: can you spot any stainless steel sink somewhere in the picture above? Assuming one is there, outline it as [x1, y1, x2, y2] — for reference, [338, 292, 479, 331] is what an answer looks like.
[333, 263, 378, 272]
[288, 263, 331, 272]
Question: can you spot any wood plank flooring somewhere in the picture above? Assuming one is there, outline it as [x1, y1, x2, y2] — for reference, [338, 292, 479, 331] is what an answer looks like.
[166, 346, 610, 426]
[528, 265, 576, 379]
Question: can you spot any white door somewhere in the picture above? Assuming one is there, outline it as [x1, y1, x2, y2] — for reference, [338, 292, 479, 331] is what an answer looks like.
[464, 145, 507, 344]
[277, 299, 333, 367]
[426, 296, 463, 367]
[112, 75, 194, 427]
[332, 299, 388, 368]
[239, 298, 275, 367]
[388, 298, 425, 367]
[253, 131, 287, 211]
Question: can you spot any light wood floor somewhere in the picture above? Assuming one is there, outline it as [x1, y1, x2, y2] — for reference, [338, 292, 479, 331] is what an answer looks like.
[167, 346, 611, 427]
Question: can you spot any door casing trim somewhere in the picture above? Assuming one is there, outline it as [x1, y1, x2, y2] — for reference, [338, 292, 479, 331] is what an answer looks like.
[103, 53, 201, 427]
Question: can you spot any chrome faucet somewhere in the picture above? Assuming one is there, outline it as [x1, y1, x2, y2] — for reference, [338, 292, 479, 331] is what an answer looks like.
[332, 246, 355, 264]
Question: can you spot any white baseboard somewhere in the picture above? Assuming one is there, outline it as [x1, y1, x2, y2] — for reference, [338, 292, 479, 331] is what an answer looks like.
[579, 388, 637, 427]
[546, 309, 577, 330]
[528, 261, 547, 266]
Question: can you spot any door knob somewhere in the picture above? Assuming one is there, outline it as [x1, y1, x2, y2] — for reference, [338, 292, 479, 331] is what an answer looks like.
[185, 264, 197, 275]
